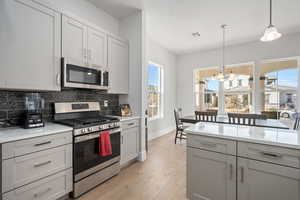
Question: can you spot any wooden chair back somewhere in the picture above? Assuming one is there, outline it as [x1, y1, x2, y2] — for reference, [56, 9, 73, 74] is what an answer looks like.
[293, 113, 300, 130]
[195, 111, 217, 122]
[174, 108, 183, 128]
[227, 113, 266, 126]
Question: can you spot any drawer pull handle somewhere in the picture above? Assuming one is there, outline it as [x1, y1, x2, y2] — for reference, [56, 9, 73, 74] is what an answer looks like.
[261, 152, 282, 159]
[200, 142, 217, 148]
[34, 187, 52, 198]
[127, 123, 135, 126]
[229, 164, 233, 180]
[240, 167, 244, 183]
[34, 160, 52, 168]
[34, 141, 52, 147]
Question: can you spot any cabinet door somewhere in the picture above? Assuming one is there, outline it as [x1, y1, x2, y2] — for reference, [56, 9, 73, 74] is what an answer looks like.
[62, 15, 87, 66]
[238, 157, 300, 200]
[121, 127, 139, 165]
[187, 148, 236, 200]
[125, 127, 139, 161]
[87, 27, 107, 69]
[0, 0, 61, 91]
[108, 36, 129, 94]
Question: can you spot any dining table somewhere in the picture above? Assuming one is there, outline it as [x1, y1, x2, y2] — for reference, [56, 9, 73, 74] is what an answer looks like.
[180, 114, 289, 129]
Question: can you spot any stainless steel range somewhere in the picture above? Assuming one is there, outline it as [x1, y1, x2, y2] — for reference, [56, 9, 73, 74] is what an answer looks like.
[54, 102, 121, 198]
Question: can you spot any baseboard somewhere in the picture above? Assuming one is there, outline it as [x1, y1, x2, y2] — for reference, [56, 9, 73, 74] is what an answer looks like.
[138, 150, 147, 162]
[149, 126, 175, 141]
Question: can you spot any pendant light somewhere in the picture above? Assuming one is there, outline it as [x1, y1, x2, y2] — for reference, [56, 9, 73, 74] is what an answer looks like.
[214, 25, 235, 81]
[261, 0, 282, 42]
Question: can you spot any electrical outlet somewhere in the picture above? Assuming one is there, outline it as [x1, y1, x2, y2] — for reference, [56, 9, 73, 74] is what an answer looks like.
[103, 100, 109, 107]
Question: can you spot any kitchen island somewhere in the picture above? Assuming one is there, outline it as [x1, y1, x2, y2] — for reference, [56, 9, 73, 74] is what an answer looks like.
[185, 123, 300, 200]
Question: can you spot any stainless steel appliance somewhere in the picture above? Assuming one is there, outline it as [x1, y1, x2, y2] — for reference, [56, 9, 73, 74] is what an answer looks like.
[54, 102, 120, 198]
[61, 58, 109, 90]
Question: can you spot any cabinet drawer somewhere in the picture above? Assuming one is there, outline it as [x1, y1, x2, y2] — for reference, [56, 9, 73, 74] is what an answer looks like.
[188, 135, 236, 155]
[3, 169, 72, 200]
[2, 131, 72, 160]
[2, 144, 72, 193]
[238, 142, 300, 168]
[121, 119, 139, 130]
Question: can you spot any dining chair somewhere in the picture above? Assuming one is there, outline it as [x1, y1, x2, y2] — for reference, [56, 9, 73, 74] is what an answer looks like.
[293, 113, 300, 130]
[174, 108, 188, 144]
[227, 113, 266, 126]
[195, 111, 217, 122]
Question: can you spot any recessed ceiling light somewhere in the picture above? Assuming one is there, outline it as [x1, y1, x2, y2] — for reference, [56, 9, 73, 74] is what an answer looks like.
[192, 32, 201, 37]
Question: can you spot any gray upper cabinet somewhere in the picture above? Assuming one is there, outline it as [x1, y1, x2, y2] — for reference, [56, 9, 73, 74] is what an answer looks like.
[88, 27, 107, 69]
[62, 15, 107, 69]
[108, 36, 129, 94]
[0, 0, 61, 91]
[237, 157, 300, 200]
[187, 148, 236, 200]
[62, 15, 87, 66]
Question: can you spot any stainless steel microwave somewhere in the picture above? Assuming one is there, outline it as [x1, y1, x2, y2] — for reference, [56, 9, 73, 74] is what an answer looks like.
[61, 58, 109, 90]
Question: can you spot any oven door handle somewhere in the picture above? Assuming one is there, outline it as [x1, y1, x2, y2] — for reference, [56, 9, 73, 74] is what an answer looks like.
[75, 128, 121, 143]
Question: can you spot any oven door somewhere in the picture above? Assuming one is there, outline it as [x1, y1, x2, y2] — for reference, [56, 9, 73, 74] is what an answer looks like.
[62, 57, 108, 90]
[74, 128, 121, 181]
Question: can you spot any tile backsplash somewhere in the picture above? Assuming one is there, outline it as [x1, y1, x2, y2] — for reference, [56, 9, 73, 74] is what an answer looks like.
[0, 89, 119, 125]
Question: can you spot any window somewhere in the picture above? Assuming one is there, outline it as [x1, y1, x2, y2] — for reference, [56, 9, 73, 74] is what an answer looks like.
[224, 64, 254, 113]
[148, 62, 163, 119]
[194, 67, 219, 111]
[261, 59, 298, 119]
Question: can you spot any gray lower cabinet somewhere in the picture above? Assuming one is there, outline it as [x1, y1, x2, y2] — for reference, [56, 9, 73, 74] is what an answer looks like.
[187, 147, 236, 200]
[187, 135, 300, 200]
[2, 131, 73, 200]
[3, 169, 72, 200]
[237, 157, 300, 200]
[120, 120, 140, 165]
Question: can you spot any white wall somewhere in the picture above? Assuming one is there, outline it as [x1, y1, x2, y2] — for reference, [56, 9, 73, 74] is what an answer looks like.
[119, 11, 147, 161]
[177, 32, 300, 115]
[41, 0, 119, 35]
[147, 38, 177, 140]
[119, 11, 143, 116]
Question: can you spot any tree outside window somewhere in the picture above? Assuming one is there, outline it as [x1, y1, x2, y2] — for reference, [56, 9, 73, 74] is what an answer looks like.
[148, 62, 164, 119]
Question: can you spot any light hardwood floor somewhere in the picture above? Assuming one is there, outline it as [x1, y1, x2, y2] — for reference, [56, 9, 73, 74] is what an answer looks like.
[79, 132, 187, 200]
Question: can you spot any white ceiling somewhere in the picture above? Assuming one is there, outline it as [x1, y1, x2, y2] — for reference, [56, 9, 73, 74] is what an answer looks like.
[88, 0, 143, 19]
[89, 0, 300, 55]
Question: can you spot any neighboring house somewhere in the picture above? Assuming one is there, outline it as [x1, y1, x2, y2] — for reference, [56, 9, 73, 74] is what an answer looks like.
[265, 85, 297, 110]
[264, 75, 297, 110]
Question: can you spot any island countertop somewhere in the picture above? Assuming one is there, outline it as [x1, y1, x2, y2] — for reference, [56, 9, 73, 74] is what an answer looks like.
[185, 122, 300, 150]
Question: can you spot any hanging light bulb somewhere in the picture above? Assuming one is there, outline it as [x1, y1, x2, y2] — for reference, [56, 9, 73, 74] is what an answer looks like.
[216, 71, 225, 81]
[228, 70, 236, 80]
[261, 0, 282, 42]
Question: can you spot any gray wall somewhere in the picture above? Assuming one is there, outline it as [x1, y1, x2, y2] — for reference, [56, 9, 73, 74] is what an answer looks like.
[146, 38, 177, 140]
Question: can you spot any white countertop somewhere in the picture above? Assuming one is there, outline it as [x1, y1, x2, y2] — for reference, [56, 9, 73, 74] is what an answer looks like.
[185, 122, 300, 149]
[0, 123, 73, 144]
[110, 115, 141, 122]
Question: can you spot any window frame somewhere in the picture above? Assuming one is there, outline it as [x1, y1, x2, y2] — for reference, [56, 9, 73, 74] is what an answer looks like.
[147, 61, 164, 121]
[193, 62, 255, 114]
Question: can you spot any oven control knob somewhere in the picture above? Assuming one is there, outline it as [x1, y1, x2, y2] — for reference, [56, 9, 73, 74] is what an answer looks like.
[81, 129, 87, 134]
[88, 127, 93, 132]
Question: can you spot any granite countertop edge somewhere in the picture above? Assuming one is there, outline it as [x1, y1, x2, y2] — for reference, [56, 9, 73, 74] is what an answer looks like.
[0, 122, 73, 144]
[185, 124, 300, 150]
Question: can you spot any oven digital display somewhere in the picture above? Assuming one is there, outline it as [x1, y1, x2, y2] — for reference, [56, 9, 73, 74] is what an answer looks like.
[72, 104, 89, 110]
